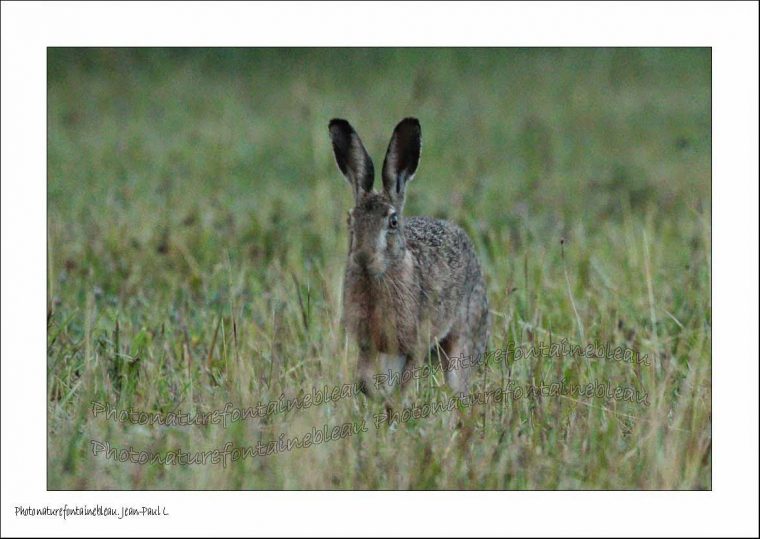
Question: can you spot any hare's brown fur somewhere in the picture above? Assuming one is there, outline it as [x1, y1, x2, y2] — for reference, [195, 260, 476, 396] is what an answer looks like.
[330, 118, 490, 394]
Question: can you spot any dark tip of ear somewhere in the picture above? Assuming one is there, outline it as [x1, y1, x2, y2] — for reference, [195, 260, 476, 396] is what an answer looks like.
[395, 117, 421, 133]
[329, 118, 352, 134]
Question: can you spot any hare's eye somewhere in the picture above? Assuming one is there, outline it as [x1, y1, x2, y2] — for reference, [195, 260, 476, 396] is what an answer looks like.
[388, 213, 398, 229]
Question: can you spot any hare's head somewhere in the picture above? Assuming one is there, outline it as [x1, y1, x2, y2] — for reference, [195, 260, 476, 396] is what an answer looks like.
[329, 118, 421, 277]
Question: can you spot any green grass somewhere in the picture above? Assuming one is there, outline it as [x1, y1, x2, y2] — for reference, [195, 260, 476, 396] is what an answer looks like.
[47, 48, 711, 489]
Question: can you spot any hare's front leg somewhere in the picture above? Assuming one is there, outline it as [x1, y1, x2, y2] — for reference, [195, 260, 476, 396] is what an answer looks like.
[358, 346, 407, 395]
[356, 343, 377, 395]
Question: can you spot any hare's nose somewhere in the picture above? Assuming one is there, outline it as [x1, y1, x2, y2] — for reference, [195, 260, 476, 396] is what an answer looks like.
[353, 251, 370, 267]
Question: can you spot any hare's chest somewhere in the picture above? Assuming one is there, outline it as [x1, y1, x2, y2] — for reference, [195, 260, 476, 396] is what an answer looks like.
[367, 300, 400, 353]
[343, 280, 405, 353]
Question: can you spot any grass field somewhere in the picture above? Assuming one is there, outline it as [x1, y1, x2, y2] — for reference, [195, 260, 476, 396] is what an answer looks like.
[47, 48, 711, 489]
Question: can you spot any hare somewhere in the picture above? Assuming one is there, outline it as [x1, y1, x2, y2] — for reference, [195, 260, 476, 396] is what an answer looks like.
[329, 118, 490, 396]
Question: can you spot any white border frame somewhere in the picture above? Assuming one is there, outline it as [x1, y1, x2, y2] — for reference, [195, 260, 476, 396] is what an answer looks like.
[2, 1, 758, 537]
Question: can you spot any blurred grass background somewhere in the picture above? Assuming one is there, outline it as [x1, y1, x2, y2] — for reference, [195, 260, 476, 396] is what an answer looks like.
[47, 48, 711, 489]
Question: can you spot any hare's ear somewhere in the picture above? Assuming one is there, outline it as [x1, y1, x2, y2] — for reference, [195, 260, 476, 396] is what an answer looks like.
[382, 118, 421, 210]
[329, 119, 374, 199]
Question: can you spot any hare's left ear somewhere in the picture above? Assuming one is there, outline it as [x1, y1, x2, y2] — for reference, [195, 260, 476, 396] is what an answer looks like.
[329, 119, 375, 201]
[382, 118, 421, 211]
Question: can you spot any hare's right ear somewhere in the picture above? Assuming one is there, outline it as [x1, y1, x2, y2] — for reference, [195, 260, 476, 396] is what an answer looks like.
[329, 119, 375, 200]
[382, 118, 421, 211]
